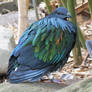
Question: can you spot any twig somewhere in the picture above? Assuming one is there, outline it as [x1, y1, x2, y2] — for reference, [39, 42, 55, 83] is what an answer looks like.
[81, 52, 89, 67]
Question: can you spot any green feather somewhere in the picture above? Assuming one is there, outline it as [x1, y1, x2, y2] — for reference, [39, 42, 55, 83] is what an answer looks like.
[49, 46, 56, 60]
[38, 49, 47, 60]
[31, 20, 75, 63]
[43, 54, 48, 62]
[34, 46, 40, 53]
[55, 29, 61, 40]
[34, 52, 39, 58]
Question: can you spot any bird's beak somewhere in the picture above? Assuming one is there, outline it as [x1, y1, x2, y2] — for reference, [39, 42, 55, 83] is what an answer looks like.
[67, 12, 72, 18]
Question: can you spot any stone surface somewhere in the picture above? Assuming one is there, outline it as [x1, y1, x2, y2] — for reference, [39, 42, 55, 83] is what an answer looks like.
[0, 49, 11, 74]
[56, 77, 92, 92]
[0, 77, 92, 92]
[0, 10, 36, 26]
[0, 82, 67, 92]
[0, 26, 15, 74]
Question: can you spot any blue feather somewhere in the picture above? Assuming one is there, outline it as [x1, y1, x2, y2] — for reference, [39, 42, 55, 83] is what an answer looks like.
[7, 7, 77, 83]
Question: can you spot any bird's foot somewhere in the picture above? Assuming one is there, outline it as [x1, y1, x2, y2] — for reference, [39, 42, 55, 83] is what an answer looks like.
[41, 79, 52, 83]
[41, 79, 65, 84]
[51, 79, 66, 84]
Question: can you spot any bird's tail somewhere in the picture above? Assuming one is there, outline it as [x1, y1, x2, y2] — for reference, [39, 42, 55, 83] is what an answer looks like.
[7, 65, 50, 83]
[6, 56, 52, 83]
[6, 56, 18, 78]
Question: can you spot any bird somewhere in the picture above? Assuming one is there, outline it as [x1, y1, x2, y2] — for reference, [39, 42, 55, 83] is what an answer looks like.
[7, 7, 77, 83]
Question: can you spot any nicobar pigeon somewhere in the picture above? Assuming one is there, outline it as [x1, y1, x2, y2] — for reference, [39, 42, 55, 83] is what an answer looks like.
[7, 7, 77, 83]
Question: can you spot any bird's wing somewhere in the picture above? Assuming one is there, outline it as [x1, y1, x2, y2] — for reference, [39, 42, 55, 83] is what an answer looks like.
[14, 17, 76, 64]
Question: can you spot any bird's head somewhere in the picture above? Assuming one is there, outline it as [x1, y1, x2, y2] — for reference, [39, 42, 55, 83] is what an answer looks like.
[52, 7, 72, 20]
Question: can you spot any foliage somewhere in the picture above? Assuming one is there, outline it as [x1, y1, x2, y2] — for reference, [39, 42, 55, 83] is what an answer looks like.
[32, 0, 39, 20]
[88, 0, 92, 19]
[67, 0, 82, 65]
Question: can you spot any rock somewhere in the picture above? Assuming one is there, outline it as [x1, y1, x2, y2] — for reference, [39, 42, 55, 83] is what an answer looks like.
[0, 82, 66, 92]
[0, 78, 92, 92]
[0, 10, 36, 26]
[0, 49, 11, 74]
[56, 77, 92, 92]
[0, 1, 17, 14]
[0, 26, 16, 74]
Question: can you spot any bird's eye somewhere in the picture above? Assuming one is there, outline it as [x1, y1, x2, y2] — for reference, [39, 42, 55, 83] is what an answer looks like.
[64, 17, 67, 20]
[57, 12, 65, 16]
[64, 17, 69, 21]
[57, 12, 61, 15]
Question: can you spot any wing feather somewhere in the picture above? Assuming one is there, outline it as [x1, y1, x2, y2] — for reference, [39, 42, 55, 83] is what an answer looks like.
[18, 17, 76, 64]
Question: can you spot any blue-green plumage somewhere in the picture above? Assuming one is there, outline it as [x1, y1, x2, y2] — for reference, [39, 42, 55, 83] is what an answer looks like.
[7, 7, 77, 83]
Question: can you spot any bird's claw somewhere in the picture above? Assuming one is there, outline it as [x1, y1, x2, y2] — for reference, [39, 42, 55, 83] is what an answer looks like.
[40, 79, 65, 84]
